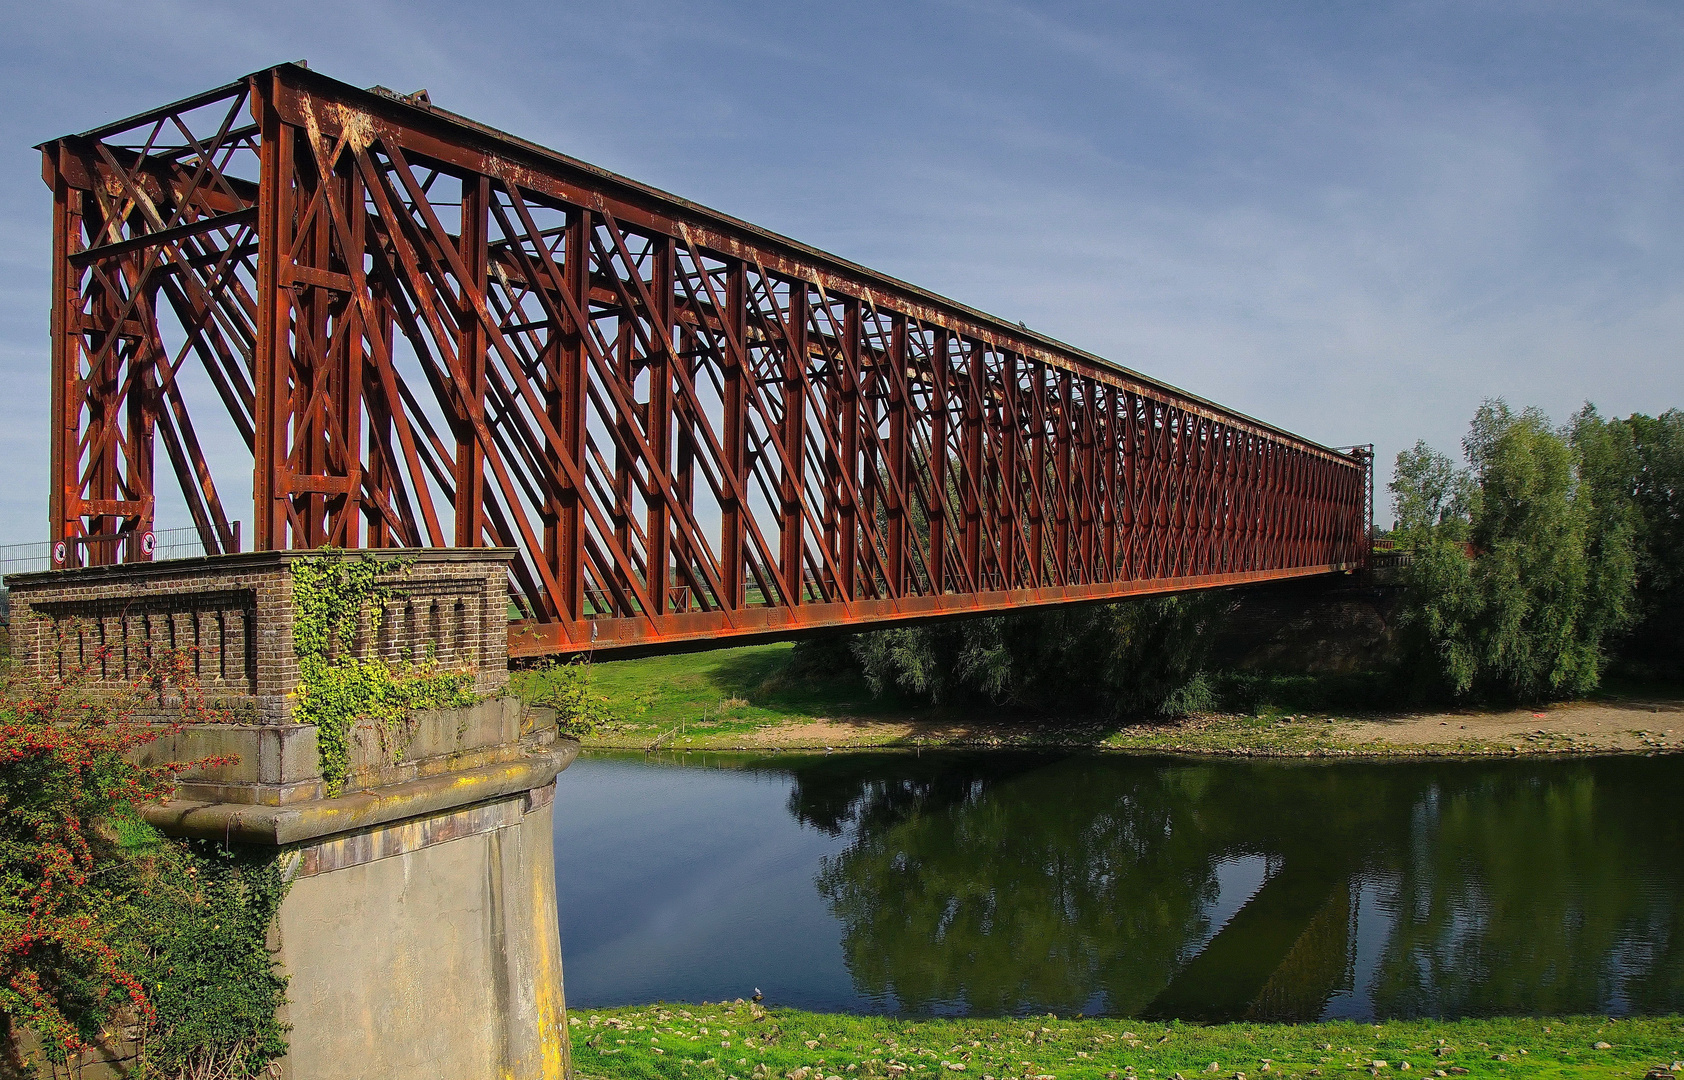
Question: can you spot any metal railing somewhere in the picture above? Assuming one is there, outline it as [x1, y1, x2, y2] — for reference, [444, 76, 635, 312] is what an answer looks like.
[0, 526, 232, 577]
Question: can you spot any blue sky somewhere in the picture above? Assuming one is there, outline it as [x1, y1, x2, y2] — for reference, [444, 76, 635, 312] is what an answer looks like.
[3, 0, 1681, 542]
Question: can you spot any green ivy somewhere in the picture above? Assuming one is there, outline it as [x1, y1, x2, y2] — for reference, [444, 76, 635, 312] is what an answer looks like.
[291, 552, 479, 795]
[113, 823, 292, 1076]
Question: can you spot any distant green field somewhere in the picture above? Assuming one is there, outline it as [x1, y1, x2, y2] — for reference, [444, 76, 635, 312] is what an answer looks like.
[573, 1002, 1684, 1080]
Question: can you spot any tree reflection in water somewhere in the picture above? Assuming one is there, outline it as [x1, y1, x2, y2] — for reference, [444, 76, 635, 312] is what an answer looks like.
[761, 753, 1684, 1021]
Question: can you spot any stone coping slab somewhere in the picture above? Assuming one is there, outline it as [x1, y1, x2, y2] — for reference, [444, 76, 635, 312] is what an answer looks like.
[142, 741, 578, 847]
[1, 546, 519, 588]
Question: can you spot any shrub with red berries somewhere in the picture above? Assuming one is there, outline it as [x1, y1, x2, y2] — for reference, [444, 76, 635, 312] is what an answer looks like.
[0, 642, 234, 1061]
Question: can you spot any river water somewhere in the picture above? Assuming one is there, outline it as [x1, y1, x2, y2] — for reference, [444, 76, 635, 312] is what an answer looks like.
[551, 749, 1684, 1022]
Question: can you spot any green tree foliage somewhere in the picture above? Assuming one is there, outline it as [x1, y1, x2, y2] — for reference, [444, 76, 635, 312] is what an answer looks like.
[1390, 401, 1636, 702]
[849, 595, 1222, 719]
[1592, 409, 1684, 677]
[1389, 439, 1473, 542]
[525, 658, 619, 737]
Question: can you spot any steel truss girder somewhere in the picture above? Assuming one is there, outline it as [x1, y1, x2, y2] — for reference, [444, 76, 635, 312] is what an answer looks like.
[39, 64, 1372, 655]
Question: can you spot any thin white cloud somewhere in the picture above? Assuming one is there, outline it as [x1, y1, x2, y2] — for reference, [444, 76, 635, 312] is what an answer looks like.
[1, 0, 1680, 540]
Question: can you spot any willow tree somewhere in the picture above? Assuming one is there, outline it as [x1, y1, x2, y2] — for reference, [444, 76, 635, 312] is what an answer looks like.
[1390, 401, 1636, 702]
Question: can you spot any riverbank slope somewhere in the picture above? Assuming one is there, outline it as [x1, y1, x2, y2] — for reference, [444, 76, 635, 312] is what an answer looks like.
[572, 1002, 1682, 1080]
[512, 642, 1684, 757]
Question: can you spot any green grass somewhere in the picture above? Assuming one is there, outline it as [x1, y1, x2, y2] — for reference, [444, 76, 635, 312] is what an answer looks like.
[506, 647, 1479, 756]
[510, 642, 930, 747]
[1098, 714, 1370, 756]
[572, 1003, 1683, 1080]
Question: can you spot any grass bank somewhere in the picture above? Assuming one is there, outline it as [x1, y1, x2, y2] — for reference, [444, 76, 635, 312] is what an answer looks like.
[572, 1002, 1682, 1080]
[512, 643, 1684, 757]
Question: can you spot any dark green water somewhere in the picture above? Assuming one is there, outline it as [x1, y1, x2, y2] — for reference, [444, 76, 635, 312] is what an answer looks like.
[552, 750, 1684, 1021]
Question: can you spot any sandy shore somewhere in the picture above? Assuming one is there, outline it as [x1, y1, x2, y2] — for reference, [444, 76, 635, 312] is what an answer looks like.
[583, 691, 1684, 756]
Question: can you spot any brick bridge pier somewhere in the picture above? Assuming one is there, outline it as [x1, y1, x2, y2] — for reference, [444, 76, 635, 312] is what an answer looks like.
[5, 549, 574, 1080]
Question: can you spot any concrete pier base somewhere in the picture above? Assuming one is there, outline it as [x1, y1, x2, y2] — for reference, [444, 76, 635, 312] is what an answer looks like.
[139, 722, 578, 1080]
[271, 776, 570, 1080]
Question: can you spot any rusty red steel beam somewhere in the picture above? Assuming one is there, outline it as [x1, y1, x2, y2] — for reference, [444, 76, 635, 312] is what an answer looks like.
[38, 62, 1373, 655]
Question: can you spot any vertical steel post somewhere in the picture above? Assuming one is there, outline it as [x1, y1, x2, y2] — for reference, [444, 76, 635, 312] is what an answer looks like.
[963, 340, 983, 588]
[334, 164, 366, 548]
[1023, 357, 1037, 586]
[252, 78, 292, 551]
[781, 283, 807, 602]
[646, 236, 673, 614]
[455, 176, 490, 548]
[558, 210, 591, 619]
[886, 315, 907, 596]
[722, 259, 747, 608]
[928, 328, 949, 594]
[46, 151, 76, 560]
[1001, 351, 1021, 588]
[839, 298, 861, 600]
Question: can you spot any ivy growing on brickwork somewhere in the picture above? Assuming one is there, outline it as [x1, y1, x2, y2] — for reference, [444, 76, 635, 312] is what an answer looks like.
[290, 551, 479, 794]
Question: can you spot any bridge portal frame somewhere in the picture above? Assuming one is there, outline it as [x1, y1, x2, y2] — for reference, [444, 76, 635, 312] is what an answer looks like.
[39, 62, 1370, 656]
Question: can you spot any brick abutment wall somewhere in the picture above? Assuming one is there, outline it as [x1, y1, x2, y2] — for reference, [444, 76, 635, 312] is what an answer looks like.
[5, 548, 512, 723]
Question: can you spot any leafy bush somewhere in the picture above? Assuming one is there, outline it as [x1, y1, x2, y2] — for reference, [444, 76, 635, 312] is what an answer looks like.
[1, 654, 193, 1057]
[104, 827, 290, 1077]
[1203, 669, 1398, 715]
[525, 658, 618, 736]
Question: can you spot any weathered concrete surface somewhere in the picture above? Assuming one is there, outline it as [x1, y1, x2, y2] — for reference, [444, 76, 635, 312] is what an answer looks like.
[132, 697, 549, 807]
[274, 783, 570, 1080]
[144, 745, 577, 845]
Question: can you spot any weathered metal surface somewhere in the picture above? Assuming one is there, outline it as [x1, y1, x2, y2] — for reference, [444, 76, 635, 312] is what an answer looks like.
[38, 63, 1371, 655]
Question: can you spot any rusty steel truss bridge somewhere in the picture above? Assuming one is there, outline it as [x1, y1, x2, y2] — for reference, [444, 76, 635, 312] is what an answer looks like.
[38, 63, 1372, 656]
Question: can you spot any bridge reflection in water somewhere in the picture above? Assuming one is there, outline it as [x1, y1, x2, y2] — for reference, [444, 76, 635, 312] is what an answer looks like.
[554, 751, 1684, 1021]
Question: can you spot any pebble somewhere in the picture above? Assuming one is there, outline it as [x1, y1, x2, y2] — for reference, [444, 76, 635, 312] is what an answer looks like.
[1595, 1041, 1613, 1050]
